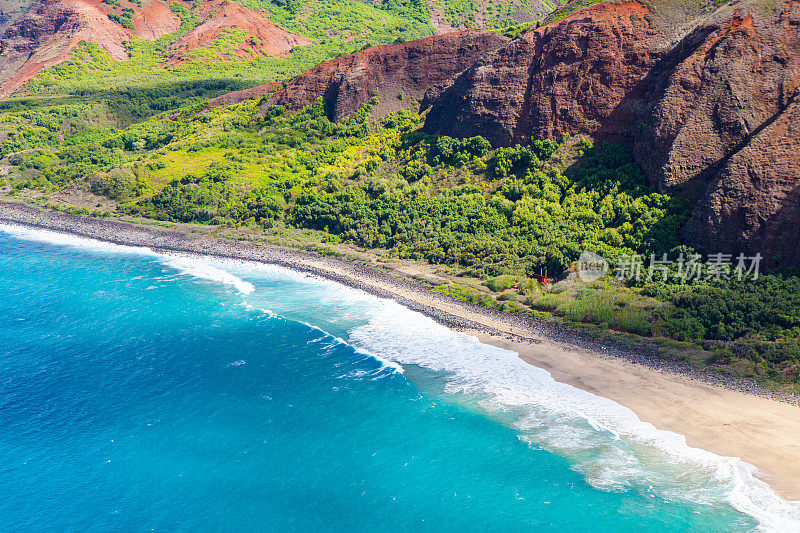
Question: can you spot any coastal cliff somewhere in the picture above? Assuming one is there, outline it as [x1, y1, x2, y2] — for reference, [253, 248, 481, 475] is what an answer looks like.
[420, 0, 800, 267]
[208, 30, 510, 119]
[422, 2, 657, 145]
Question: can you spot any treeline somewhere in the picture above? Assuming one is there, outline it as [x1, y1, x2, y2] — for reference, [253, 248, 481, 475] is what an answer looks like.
[115, 98, 681, 278]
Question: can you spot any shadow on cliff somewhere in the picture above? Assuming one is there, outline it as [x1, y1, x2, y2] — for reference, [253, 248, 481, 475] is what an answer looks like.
[754, 182, 800, 272]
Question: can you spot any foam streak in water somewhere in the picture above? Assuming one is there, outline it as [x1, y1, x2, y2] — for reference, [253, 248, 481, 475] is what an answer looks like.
[0, 224, 255, 295]
[0, 223, 156, 256]
[4, 221, 799, 530]
[347, 299, 800, 532]
[161, 255, 255, 295]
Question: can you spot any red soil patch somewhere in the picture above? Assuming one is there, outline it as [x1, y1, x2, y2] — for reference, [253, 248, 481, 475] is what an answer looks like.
[165, 0, 311, 65]
[0, 0, 179, 96]
[205, 29, 510, 120]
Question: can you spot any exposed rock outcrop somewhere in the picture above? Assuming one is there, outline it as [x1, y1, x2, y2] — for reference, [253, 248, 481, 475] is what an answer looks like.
[682, 98, 800, 268]
[165, 0, 311, 66]
[206, 80, 282, 108]
[267, 30, 510, 121]
[207, 30, 509, 116]
[422, 2, 657, 145]
[634, 4, 800, 266]
[420, 0, 800, 268]
[0, 0, 180, 96]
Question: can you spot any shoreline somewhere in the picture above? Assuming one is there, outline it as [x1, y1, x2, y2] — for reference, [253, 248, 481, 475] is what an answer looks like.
[2, 200, 800, 501]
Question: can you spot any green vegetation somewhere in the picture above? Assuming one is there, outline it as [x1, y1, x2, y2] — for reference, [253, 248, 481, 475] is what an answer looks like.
[542, 0, 603, 26]
[8, 0, 447, 129]
[108, 7, 135, 29]
[431, 0, 556, 29]
[236, 0, 434, 48]
[498, 21, 539, 39]
[2, 0, 561, 130]
[526, 274, 800, 387]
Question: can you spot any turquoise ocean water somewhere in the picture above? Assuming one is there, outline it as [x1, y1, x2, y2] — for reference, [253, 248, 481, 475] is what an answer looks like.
[0, 224, 798, 532]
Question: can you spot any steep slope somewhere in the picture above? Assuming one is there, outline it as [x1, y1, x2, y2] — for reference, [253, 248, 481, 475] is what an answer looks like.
[270, 30, 509, 121]
[683, 98, 800, 269]
[421, 0, 800, 268]
[209, 29, 510, 119]
[0, 0, 35, 35]
[633, 5, 800, 266]
[421, 1, 657, 145]
[165, 0, 312, 65]
[0, 0, 180, 97]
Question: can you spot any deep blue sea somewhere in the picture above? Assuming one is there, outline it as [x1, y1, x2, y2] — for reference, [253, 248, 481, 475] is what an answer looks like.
[1, 224, 798, 532]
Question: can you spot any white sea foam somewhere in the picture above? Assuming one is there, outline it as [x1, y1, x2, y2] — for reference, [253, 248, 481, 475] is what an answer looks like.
[0, 223, 156, 256]
[4, 222, 799, 529]
[241, 301, 404, 374]
[0, 224, 255, 295]
[347, 298, 800, 532]
[160, 255, 255, 295]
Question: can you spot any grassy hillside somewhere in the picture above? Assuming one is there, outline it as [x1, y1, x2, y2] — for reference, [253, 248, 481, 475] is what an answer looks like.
[6, 0, 556, 103]
[431, 0, 559, 29]
[0, 0, 557, 133]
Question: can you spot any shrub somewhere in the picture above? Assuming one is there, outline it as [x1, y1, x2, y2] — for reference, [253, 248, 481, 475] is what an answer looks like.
[483, 275, 518, 292]
[89, 168, 141, 200]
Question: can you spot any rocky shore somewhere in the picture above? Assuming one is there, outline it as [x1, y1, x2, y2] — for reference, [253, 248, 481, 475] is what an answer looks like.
[0, 199, 797, 405]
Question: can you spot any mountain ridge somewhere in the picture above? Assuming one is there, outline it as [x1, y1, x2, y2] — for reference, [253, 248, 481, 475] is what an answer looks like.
[0, 0, 797, 268]
[0, 0, 182, 96]
[417, 0, 799, 267]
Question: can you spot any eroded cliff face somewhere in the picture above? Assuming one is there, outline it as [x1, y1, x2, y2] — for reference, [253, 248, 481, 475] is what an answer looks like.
[266, 30, 510, 121]
[205, 30, 509, 114]
[634, 9, 799, 194]
[422, 2, 657, 145]
[420, 0, 800, 267]
[0, 0, 180, 96]
[165, 0, 311, 66]
[683, 98, 800, 268]
[634, 2, 800, 266]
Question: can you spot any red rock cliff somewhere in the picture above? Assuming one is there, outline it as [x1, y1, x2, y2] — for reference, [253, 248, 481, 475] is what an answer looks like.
[0, 0, 180, 96]
[268, 30, 510, 121]
[421, 0, 800, 268]
[634, 5, 800, 267]
[423, 2, 657, 145]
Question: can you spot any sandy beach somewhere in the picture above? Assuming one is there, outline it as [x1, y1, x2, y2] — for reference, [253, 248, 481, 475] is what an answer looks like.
[2, 199, 799, 501]
[472, 331, 800, 500]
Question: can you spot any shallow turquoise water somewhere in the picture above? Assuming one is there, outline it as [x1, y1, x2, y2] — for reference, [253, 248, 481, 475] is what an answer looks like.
[0, 225, 796, 532]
